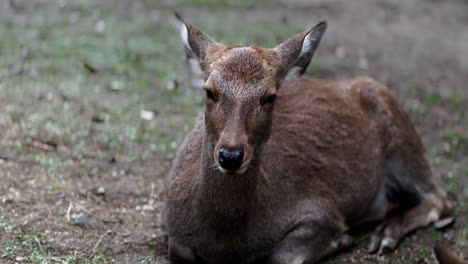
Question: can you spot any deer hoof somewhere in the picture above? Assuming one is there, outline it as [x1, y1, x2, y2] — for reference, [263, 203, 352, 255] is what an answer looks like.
[334, 234, 353, 251]
[377, 238, 396, 256]
[434, 217, 455, 230]
[367, 235, 380, 254]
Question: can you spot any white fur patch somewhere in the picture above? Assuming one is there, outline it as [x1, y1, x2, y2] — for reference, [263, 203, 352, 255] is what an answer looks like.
[175, 19, 190, 51]
[284, 32, 319, 81]
[299, 34, 312, 56]
[285, 66, 302, 81]
[299, 32, 319, 58]
[427, 209, 440, 223]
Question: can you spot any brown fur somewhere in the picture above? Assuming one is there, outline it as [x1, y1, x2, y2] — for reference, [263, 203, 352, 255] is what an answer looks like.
[164, 16, 453, 264]
[434, 244, 468, 264]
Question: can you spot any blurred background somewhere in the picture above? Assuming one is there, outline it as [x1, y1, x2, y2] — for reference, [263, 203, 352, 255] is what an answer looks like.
[0, 0, 467, 263]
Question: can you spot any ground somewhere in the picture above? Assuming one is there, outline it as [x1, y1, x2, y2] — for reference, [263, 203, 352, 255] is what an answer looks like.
[0, 0, 467, 263]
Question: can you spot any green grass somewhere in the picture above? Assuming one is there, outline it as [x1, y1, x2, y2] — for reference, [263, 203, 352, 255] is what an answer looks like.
[414, 247, 432, 259]
[0, 1, 199, 164]
[0, 219, 109, 263]
[408, 82, 466, 116]
[442, 129, 468, 157]
[0, 1, 197, 262]
[430, 228, 443, 242]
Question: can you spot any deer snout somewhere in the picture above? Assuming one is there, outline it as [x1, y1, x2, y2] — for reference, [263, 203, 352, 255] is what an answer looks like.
[218, 147, 244, 172]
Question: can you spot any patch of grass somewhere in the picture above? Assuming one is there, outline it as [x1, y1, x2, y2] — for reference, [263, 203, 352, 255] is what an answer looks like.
[450, 95, 466, 117]
[147, 240, 158, 248]
[407, 82, 466, 116]
[423, 95, 443, 106]
[139, 256, 156, 264]
[445, 175, 462, 194]
[0, 222, 110, 263]
[0, 220, 14, 233]
[430, 228, 443, 242]
[0, 0, 201, 166]
[415, 247, 432, 259]
[442, 129, 468, 157]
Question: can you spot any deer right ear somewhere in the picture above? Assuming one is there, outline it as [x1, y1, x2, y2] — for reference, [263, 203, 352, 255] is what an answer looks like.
[174, 12, 220, 73]
[274, 21, 327, 81]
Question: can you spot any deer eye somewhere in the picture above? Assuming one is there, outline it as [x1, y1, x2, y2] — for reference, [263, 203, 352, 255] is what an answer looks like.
[261, 95, 277, 106]
[205, 88, 216, 102]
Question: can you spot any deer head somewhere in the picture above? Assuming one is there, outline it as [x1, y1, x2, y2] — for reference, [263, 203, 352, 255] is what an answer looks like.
[174, 13, 327, 175]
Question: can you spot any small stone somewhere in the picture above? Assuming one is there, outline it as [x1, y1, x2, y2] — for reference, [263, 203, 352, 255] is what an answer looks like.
[16, 256, 24, 262]
[71, 213, 91, 226]
[443, 230, 454, 240]
[90, 186, 106, 196]
[140, 109, 154, 120]
[142, 204, 155, 211]
[95, 20, 105, 33]
[109, 80, 123, 91]
[166, 80, 179, 91]
[0, 153, 17, 161]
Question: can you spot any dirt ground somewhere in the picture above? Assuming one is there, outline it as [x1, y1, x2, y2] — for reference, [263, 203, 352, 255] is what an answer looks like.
[0, 0, 467, 263]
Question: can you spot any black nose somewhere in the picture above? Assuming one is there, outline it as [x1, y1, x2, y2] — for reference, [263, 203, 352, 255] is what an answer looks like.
[218, 148, 244, 171]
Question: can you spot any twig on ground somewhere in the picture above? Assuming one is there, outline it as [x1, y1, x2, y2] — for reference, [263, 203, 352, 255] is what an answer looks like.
[0, 248, 13, 260]
[34, 236, 44, 253]
[150, 182, 156, 204]
[90, 229, 113, 258]
[27, 138, 58, 152]
[66, 202, 73, 222]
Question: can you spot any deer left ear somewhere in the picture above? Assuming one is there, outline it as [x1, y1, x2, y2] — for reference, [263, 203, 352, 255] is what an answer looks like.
[173, 12, 221, 73]
[275, 21, 327, 81]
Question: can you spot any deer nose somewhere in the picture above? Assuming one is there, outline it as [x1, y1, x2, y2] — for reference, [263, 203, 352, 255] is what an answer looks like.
[218, 148, 244, 171]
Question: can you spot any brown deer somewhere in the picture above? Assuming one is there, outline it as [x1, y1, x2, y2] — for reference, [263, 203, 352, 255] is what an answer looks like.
[434, 244, 468, 264]
[163, 13, 454, 264]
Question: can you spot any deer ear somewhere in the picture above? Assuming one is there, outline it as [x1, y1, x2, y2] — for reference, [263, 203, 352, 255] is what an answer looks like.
[275, 21, 327, 81]
[174, 12, 220, 73]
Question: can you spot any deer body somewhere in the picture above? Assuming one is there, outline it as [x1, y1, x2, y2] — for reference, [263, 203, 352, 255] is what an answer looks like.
[164, 15, 453, 264]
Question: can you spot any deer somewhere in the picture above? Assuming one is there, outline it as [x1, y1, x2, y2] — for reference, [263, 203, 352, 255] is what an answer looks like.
[434, 244, 468, 264]
[162, 13, 455, 264]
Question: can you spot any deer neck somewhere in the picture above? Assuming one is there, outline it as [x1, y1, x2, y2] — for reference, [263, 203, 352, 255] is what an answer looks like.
[195, 133, 259, 229]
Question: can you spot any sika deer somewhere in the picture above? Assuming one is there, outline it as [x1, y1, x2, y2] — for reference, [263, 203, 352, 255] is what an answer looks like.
[434, 244, 468, 264]
[163, 14, 454, 264]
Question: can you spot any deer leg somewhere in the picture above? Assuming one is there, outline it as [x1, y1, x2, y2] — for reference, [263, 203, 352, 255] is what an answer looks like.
[168, 237, 199, 264]
[368, 190, 453, 255]
[269, 222, 351, 264]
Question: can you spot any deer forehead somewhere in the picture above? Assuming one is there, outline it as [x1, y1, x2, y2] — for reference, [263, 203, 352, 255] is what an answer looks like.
[207, 47, 278, 98]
